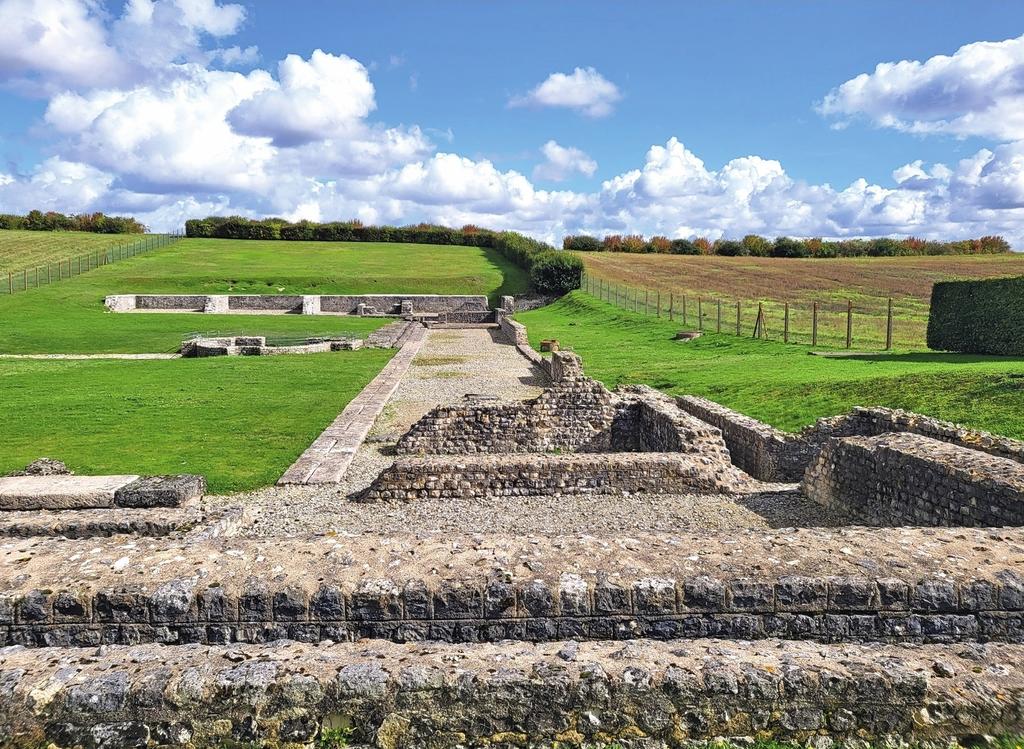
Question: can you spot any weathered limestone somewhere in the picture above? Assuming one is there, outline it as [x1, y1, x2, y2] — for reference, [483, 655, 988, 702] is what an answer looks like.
[804, 432, 1024, 527]
[202, 294, 229, 314]
[301, 294, 320, 315]
[0, 505, 204, 539]
[101, 294, 135, 312]
[2, 638, 1023, 748]
[182, 335, 362, 357]
[105, 293, 491, 316]
[0, 475, 139, 511]
[115, 475, 206, 509]
[363, 451, 749, 502]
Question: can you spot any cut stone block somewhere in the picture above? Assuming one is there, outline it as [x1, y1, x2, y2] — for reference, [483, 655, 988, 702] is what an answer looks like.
[0, 475, 139, 511]
[114, 475, 206, 508]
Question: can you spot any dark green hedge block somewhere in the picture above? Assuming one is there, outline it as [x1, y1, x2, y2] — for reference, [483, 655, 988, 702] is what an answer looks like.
[927, 275, 1024, 355]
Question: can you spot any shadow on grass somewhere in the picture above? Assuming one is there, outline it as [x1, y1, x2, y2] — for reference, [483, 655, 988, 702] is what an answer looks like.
[837, 351, 1024, 365]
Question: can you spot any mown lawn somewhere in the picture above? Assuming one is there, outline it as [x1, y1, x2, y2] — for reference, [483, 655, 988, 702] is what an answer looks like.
[0, 238, 528, 353]
[578, 251, 1024, 349]
[0, 229, 153, 275]
[0, 350, 394, 493]
[518, 292, 1024, 438]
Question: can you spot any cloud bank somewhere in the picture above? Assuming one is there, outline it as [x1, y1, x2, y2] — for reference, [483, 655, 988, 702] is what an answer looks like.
[1, 2, 1024, 247]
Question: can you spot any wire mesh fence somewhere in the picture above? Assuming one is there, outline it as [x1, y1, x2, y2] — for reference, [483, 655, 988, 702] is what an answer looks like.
[581, 272, 924, 350]
[1, 231, 184, 295]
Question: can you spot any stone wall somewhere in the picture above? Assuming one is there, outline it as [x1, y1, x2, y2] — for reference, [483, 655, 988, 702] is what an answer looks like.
[396, 351, 616, 455]
[804, 432, 1024, 527]
[105, 294, 490, 316]
[3, 639, 1023, 748]
[677, 398, 1024, 482]
[4, 565, 1023, 648]
[676, 396, 810, 481]
[363, 451, 748, 502]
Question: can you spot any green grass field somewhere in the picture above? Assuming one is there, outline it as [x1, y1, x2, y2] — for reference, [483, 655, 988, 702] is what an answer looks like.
[0, 350, 393, 493]
[0, 229, 156, 276]
[518, 292, 1024, 438]
[0, 237, 528, 353]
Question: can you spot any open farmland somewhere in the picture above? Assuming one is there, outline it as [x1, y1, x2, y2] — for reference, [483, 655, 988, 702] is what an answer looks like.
[0, 229, 154, 275]
[0, 237, 528, 353]
[577, 251, 1024, 348]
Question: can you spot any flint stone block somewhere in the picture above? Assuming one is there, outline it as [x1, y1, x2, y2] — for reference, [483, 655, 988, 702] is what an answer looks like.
[311, 585, 346, 621]
[115, 475, 205, 508]
[775, 576, 828, 612]
[432, 583, 481, 619]
[727, 579, 774, 612]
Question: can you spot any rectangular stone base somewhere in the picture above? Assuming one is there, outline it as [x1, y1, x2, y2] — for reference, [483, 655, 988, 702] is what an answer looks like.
[0, 475, 139, 510]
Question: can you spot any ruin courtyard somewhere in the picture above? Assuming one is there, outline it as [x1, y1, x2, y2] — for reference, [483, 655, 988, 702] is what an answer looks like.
[0, 291, 1023, 749]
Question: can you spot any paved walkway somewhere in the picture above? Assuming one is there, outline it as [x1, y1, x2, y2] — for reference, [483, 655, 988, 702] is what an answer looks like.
[277, 325, 429, 485]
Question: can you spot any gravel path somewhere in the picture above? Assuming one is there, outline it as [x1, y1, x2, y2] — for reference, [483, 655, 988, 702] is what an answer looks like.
[228, 328, 846, 537]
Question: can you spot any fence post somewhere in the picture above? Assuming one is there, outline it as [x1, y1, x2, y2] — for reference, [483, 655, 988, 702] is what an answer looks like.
[736, 301, 741, 336]
[657, 291, 661, 318]
[754, 303, 766, 338]
[697, 297, 703, 330]
[784, 302, 790, 343]
[846, 300, 853, 349]
[886, 298, 894, 350]
[669, 292, 674, 321]
[47, 264, 51, 284]
[717, 299, 722, 333]
[645, 289, 649, 315]
[683, 295, 687, 326]
[8, 272, 12, 294]
[812, 302, 818, 347]
[23, 268, 27, 289]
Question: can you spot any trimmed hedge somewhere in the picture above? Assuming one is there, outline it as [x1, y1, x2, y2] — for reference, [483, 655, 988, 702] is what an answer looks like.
[184, 217, 583, 295]
[927, 275, 1024, 356]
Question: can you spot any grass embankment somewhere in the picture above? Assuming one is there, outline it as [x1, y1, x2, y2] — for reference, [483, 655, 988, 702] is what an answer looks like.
[0, 229, 154, 275]
[577, 252, 1024, 349]
[0, 350, 393, 493]
[518, 293, 1024, 438]
[0, 238, 528, 353]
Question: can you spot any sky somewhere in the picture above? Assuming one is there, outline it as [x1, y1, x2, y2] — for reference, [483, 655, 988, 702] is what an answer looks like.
[1, 0, 1024, 245]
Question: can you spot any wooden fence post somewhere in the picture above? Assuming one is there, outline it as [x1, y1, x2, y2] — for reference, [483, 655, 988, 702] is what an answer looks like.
[754, 303, 767, 338]
[812, 302, 818, 347]
[784, 302, 790, 343]
[886, 298, 894, 350]
[645, 289, 649, 315]
[697, 297, 703, 330]
[8, 272, 12, 294]
[682, 295, 687, 325]
[846, 300, 853, 349]
[23, 268, 27, 289]
[657, 291, 661, 317]
[735, 301, 741, 336]
[669, 292, 674, 321]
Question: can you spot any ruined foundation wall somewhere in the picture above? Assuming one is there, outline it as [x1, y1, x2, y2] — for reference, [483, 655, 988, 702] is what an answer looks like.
[106, 294, 490, 316]
[3, 639, 1023, 748]
[803, 432, 1024, 527]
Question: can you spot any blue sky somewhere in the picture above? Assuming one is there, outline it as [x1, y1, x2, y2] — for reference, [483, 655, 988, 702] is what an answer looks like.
[1, 0, 1024, 243]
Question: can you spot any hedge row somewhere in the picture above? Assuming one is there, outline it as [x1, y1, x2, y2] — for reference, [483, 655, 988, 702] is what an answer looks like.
[0, 211, 145, 234]
[563, 233, 1012, 258]
[927, 275, 1024, 356]
[185, 217, 583, 295]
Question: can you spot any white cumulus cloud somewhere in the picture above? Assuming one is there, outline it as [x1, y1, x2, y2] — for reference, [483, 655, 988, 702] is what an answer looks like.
[510, 66, 621, 118]
[533, 140, 597, 182]
[819, 34, 1024, 141]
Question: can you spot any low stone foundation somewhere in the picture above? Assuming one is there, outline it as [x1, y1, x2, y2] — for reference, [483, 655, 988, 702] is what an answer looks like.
[181, 335, 362, 357]
[106, 293, 491, 317]
[677, 398, 1024, 481]
[3, 638, 1023, 748]
[363, 451, 748, 502]
[0, 474, 203, 511]
[804, 432, 1024, 527]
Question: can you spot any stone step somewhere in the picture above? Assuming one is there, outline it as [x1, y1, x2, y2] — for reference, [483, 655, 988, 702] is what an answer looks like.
[1, 638, 1021, 747]
[1, 528, 1021, 648]
[0, 474, 204, 511]
[0, 504, 201, 539]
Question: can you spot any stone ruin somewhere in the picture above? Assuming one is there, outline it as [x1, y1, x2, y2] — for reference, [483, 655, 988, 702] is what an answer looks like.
[1, 311, 1024, 747]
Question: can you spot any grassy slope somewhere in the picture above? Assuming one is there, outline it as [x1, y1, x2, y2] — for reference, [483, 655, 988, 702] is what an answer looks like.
[0, 350, 394, 493]
[578, 252, 1024, 348]
[518, 293, 1024, 438]
[0, 229, 154, 275]
[0, 238, 529, 353]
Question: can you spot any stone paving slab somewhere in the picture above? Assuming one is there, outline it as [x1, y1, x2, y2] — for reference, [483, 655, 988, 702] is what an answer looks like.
[1, 638, 1022, 747]
[0, 475, 139, 511]
[0, 504, 203, 539]
[278, 326, 428, 485]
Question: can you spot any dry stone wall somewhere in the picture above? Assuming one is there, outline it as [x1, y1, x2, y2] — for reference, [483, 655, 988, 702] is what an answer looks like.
[804, 432, 1024, 527]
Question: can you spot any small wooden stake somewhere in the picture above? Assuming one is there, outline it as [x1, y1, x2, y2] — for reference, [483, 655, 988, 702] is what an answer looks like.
[846, 299, 853, 349]
[812, 302, 819, 347]
[784, 302, 790, 343]
[886, 298, 894, 350]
